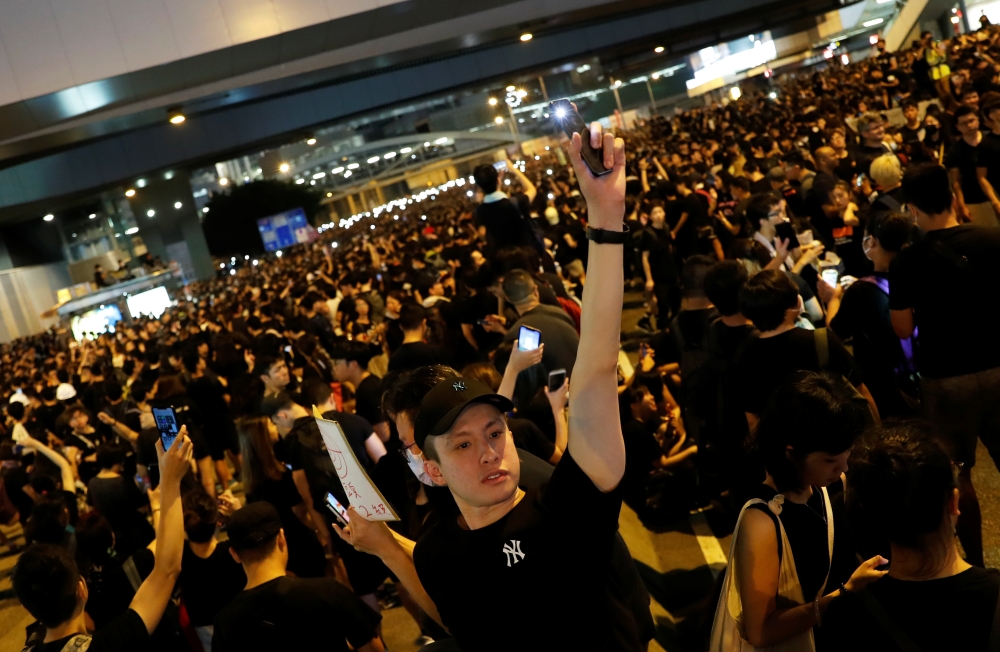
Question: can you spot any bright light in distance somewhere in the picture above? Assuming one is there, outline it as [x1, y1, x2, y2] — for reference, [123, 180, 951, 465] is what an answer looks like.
[347, 163, 360, 169]
[546, 169, 553, 175]
[384, 152, 396, 158]
[652, 73, 660, 80]
[869, 34, 880, 45]
[370, 225, 375, 230]
[504, 179, 511, 185]
[313, 172, 326, 179]
[421, 215, 426, 220]
[951, 15, 960, 23]
[169, 114, 185, 124]
[434, 137, 449, 144]
[230, 269, 236, 276]
[654, 46, 664, 53]
[174, 201, 182, 209]
[276, 250, 282, 257]
[219, 178, 228, 185]
[863, 18, 884, 27]
[488, 97, 498, 106]
[202, 207, 209, 213]
[548, 193, 554, 199]
[506, 85, 515, 92]
[467, 190, 474, 197]
[841, 53, 850, 65]
[344, 170, 353, 178]
[125, 227, 139, 235]
[729, 86, 742, 101]
[220, 263, 225, 268]
[43, 214, 54, 221]
[520, 33, 532, 42]
[295, 178, 305, 184]
[367, 156, 380, 164]
[89, 213, 97, 219]
[125, 189, 136, 197]
[614, 79, 622, 87]
[332, 167, 344, 174]
[147, 209, 156, 217]
[279, 163, 290, 173]
[244, 255, 249, 260]
[307, 138, 317, 145]
[535, 155, 540, 160]
[394, 215, 399, 220]
[495, 116, 503, 124]
[400, 147, 412, 153]
[424, 141, 431, 147]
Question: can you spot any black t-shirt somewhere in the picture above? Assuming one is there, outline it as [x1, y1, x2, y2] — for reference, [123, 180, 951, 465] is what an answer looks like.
[35, 609, 150, 652]
[820, 567, 1000, 652]
[475, 196, 534, 251]
[507, 417, 555, 463]
[889, 224, 1000, 378]
[413, 452, 647, 651]
[945, 137, 989, 205]
[978, 131, 1000, 194]
[276, 417, 341, 506]
[637, 226, 678, 281]
[185, 376, 229, 425]
[667, 194, 707, 259]
[734, 327, 863, 415]
[321, 409, 376, 473]
[854, 143, 891, 180]
[502, 305, 580, 379]
[33, 402, 65, 434]
[179, 541, 246, 626]
[458, 291, 505, 352]
[621, 418, 661, 504]
[247, 470, 326, 579]
[212, 577, 381, 652]
[353, 374, 384, 427]
[388, 342, 449, 372]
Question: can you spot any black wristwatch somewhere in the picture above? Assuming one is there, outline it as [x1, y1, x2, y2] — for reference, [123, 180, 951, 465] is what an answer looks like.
[585, 223, 630, 244]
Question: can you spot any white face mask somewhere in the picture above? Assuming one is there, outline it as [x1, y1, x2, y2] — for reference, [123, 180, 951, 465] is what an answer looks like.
[404, 447, 435, 486]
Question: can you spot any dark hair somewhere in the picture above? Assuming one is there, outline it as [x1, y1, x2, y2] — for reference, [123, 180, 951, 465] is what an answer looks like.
[399, 304, 428, 331]
[155, 375, 185, 400]
[300, 378, 333, 408]
[460, 363, 503, 391]
[473, 164, 499, 194]
[104, 381, 123, 402]
[41, 385, 57, 402]
[705, 261, 749, 316]
[865, 212, 912, 252]
[961, 86, 979, 98]
[901, 98, 919, 111]
[131, 380, 152, 403]
[382, 365, 460, 421]
[12, 544, 81, 628]
[253, 355, 283, 378]
[96, 444, 125, 470]
[502, 269, 537, 304]
[183, 489, 219, 543]
[681, 255, 716, 297]
[745, 192, 781, 231]
[738, 269, 799, 332]
[7, 401, 25, 421]
[729, 176, 751, 192]
[750, 371, 869, 492]
[26, 495, 70, 545]
[330, 340, 376, 368]
[236, 415, 285, 495]
[75, 512, 115, 568]
[954, 103, 978, 121]
[848, 420, 957, 563]
[902, 164, 953, 215]
[182, 351, 202, 374]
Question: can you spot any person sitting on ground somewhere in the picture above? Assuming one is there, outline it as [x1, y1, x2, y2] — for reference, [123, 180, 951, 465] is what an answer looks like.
[12, 432, 192, 652]
[820, 420, 1000, 651]
[211, 502, 384, 652]
[387, 304, 450, 373]
[500, 268, 580, 379]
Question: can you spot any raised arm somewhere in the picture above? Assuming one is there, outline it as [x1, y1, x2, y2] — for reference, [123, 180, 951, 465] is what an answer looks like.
[505, 158, 537, 203]
[566, 121, 627, 492]
[129, 429, 193, 634]
[497, 344, 544, 400]
[21, 436, 75, 493]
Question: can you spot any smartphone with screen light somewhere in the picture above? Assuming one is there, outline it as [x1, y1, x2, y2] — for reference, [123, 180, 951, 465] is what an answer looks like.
[152, 406, 181, 451]
[822, 268, 840, 286]
[325, 492, 350, 526]
[518, 325, 541, 351]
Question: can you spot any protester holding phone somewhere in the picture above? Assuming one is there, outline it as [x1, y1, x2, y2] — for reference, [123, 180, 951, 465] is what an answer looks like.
[501, 269, 579, 382]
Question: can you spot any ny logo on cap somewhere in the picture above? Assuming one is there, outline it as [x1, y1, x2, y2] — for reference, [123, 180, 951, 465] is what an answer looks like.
[453, 381, 467, 392]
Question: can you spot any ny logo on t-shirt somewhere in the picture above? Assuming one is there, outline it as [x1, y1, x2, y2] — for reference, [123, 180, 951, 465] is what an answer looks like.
[502, 539, 525, 567]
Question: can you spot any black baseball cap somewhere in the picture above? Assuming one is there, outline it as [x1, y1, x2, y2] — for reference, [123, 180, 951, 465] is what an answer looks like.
[227, 502, 282, 551]
[413, 377, 514, 449]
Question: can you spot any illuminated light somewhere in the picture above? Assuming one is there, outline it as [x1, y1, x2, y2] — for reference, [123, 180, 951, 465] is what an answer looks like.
[295, 178, 305, 184]
[43, 214, 54, 221]
[824, 49, 834, 60]
[535, 155, 540, 160]
[279, 163, 290, 173]
[546, 169, 553, 175]
[520, 33, 532, 42]
[467, 190, 474, 197]
[614, 79, 622, 87]
[869, 34, 880, 45]
[545, 146, 550, 151]
[370, 225, 375, 230]
[136, 179, 147, 188]
[125, 189, 135, 197]
[147, 209, 156, 217]
[276, 250, 282, 257]
[347, 163, 360, 169]
[495, 116, 504, 124]
[169, 114, 185, 124]
[307, 138, 317, 145]
[863, 18, 884, 27]
[652, 73, 660, 80]
[654, 46, 664, 53]
[367, 156, 380, 164]
[841, 53, 850, 65]
[548, 193, 554, 199]
[327, 192, 332, 197]
[230, 268, 236, 276]
[219, 177, 229, 186]
[89, 213, 97, 219]
[310, 180, 315, 185]
[951, 15, 960, 23]
[400, 147, 412, 153]
[489, 97, 498, 106]
[125, 227, 139, 235]
[164, 171, 174, 180]
[252, 259, 258, 265]
[769, 91, 777, 99]
[504, 179, 511, 185]
[555, 107, 567, 118]
[421, 215, 427, 220]
[730, 86, 742, 101]
[174, 201, 182, 209]
[434, 137, 448, 144]
[313, 172, 326, 179]
[394, 215, 399, 220]
[424, 141, 431, 147]
[332, 167, 344, 174]
[344, 170, 353, 178]
[506, 85, 515, 92]
[384, 151, 397, 158]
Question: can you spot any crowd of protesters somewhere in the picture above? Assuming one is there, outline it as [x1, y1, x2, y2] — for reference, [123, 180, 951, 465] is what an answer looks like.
[4, 23, 1000, 652]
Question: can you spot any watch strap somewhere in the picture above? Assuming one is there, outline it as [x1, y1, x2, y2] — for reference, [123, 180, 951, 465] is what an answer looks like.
[586, 223, 630, 244]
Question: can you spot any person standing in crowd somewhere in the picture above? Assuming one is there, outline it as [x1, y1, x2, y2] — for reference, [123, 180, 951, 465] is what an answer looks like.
[891, 163, 1000, 568]
[821, 421, 1000, 651]
[472, 160, 537, 254]
[500, 269, 580, 378]
[946, 104, 994, 225]
[331, 341, 389, 442]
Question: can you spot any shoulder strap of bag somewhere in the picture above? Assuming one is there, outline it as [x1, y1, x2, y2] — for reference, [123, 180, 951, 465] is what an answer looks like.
[855, 589, 924, 652]
[122, 556, 142, 592]
[987, 582, 1000, 652]
[815, 327, 830, 371]
[816, 486, 835, 598]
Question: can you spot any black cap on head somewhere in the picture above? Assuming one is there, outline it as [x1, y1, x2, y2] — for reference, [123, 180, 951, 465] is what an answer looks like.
[413, 377, 514, 449]
[227, 502, 282, 551]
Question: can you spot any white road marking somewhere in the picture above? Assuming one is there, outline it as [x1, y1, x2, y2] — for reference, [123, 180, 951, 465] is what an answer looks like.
[690, 511, 727, 578]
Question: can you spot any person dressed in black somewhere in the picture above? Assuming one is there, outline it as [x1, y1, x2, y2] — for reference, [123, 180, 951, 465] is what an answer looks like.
[472, 162, 537, 254]
[86, 445, 154, 560]
[183, 351, 240, 491]
[212, 502, 384, 652]
[638, 201, 681, 326]
[388, 304, 450, 372]
[821, 422, 1000, 652]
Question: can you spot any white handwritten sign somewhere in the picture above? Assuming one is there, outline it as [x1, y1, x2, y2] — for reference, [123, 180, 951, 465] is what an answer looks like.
[312, 407, 399, 521]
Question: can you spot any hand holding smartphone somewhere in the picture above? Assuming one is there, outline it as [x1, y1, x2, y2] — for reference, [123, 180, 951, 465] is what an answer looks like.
[152, 406, 181, 451]
[547, 368, 567, 392]
[517, 325, 541, 351]
[325, 492, 350, 526]
[550, 99, 611, 177]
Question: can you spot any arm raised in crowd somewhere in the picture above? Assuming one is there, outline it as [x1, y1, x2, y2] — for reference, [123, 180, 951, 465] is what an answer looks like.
[129, 429, 193, 634]
[565, 121, 627, 492]
[497, 344, 544, 400]
[21, 435, 75, 494]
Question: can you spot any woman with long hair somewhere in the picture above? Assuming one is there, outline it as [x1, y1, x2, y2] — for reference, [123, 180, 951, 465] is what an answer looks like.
[236, 415, 326, 578]
[711, 371, 887, 651]
[821, 421, 1000, 651]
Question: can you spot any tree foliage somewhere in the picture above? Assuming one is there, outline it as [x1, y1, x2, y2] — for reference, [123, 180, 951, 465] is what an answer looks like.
[201, 180, 322, 256]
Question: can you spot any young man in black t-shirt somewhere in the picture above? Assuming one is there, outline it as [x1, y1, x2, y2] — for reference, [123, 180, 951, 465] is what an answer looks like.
[891, 163, 1000, 567]
[333, 124, 653, 651]
[331, 340, 389, 442]
[213, 502, 383, 652]
[472, 162, 537, 253]
[945, 104, 995, 225]
[12, 433, 193, 652]
[387, 304, 449, 372]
